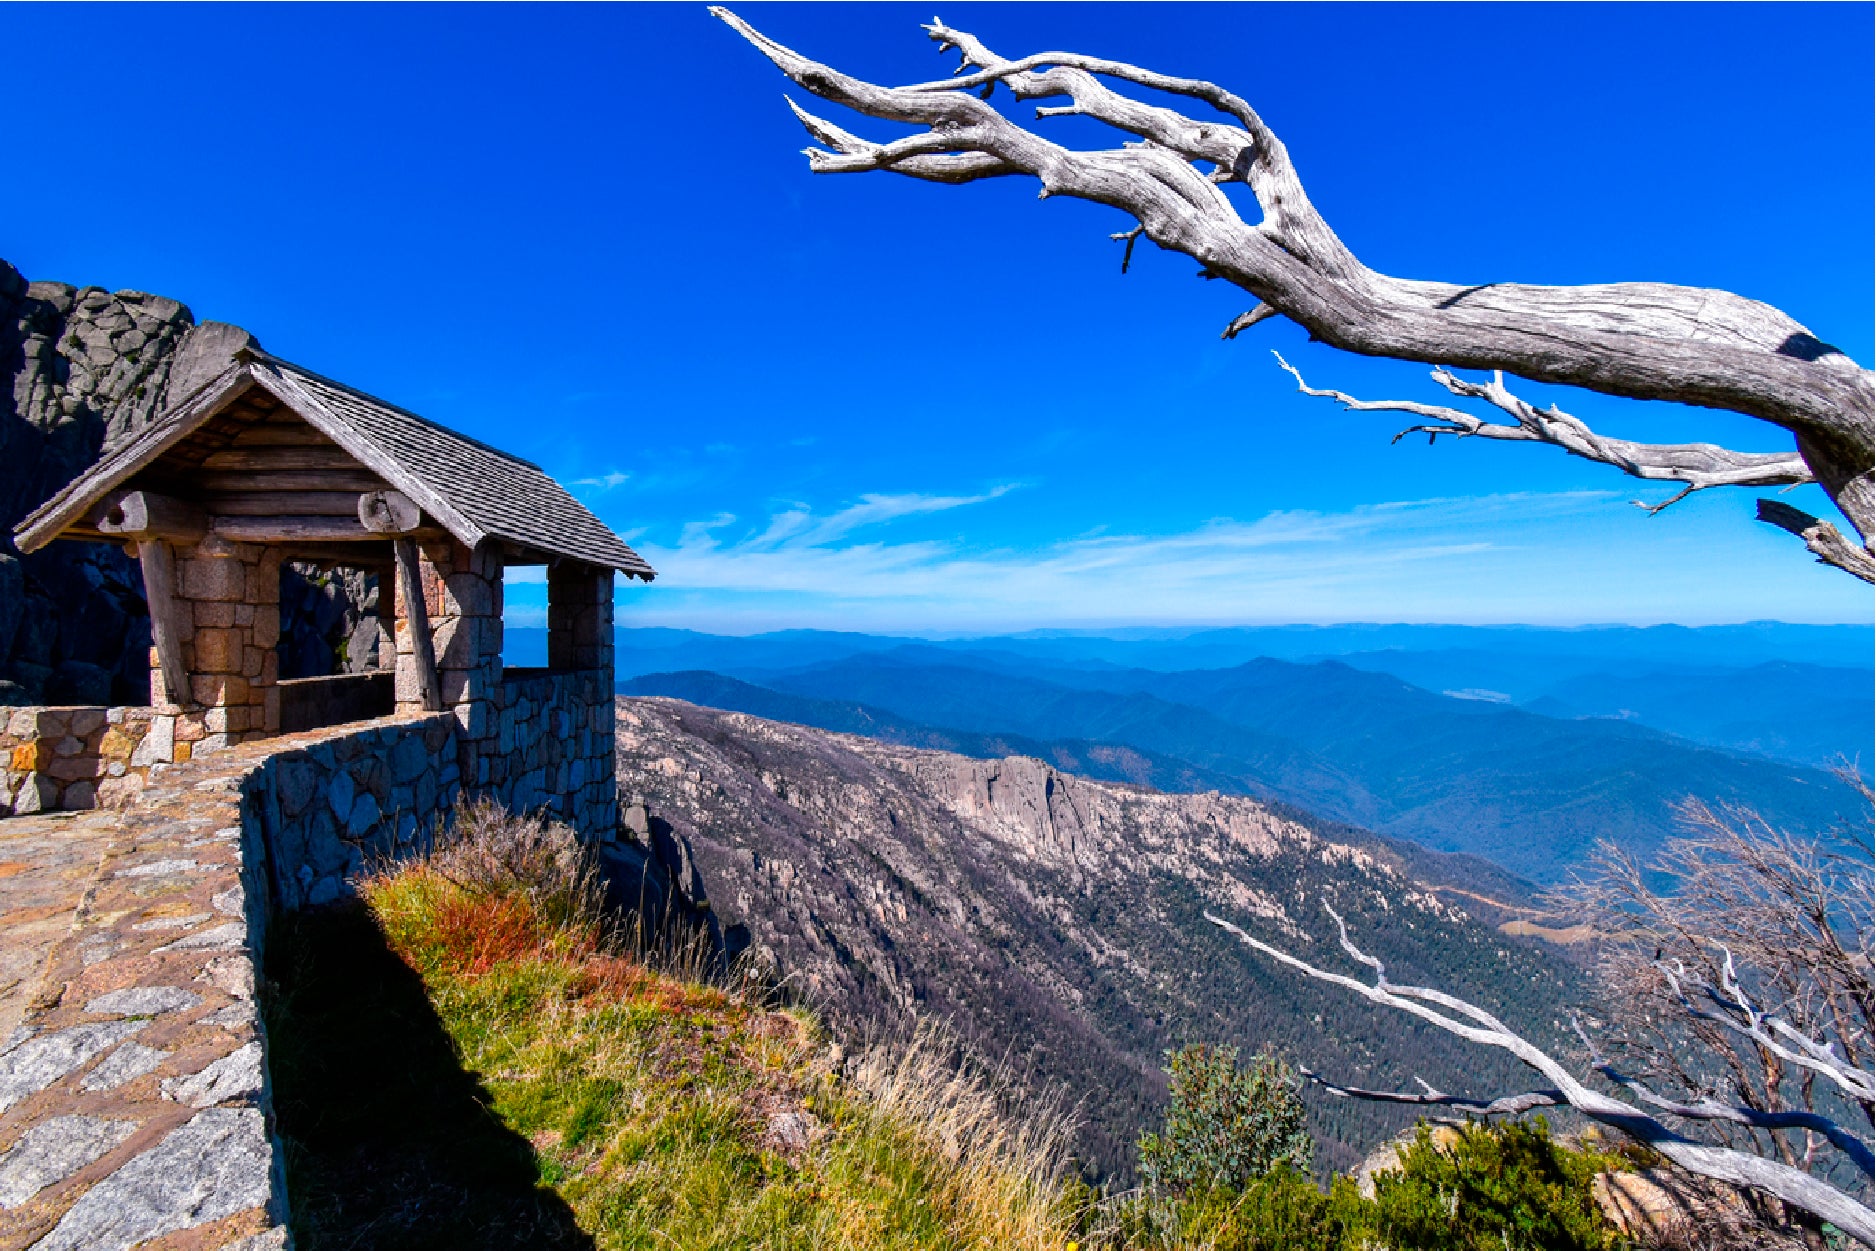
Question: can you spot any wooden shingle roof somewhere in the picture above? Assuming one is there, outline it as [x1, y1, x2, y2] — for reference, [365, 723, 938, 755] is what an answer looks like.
[15, 352, 656, 580]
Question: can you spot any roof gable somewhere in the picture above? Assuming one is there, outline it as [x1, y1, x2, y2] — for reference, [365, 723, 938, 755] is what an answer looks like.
[14, 353, 654, 581]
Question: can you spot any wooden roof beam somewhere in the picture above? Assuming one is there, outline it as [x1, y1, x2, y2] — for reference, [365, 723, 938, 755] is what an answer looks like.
[93, 490, 209, 545]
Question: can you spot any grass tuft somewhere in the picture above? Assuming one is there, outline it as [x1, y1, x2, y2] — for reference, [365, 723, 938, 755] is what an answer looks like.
[277, 799, 1089, 1250]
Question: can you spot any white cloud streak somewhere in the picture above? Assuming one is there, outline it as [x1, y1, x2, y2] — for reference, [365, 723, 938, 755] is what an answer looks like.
[624, 489, 1634, 629]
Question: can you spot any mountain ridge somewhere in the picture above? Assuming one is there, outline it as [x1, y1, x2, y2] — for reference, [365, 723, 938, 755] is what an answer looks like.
[612, 694, 1581, 1179]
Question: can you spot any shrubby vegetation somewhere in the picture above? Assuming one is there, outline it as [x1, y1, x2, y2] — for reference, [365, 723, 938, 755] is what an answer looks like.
[1113, 1046, 1633, 1251]
[1137, 1045, 1312, 1195]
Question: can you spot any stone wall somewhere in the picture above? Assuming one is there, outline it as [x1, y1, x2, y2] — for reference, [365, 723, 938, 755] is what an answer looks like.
[244, 713, 461, 911]
[390, 536, 618, 843]
[0, 705, 163, 815]
[0, 709, 475, 1247]
[277, 673, 393, 735]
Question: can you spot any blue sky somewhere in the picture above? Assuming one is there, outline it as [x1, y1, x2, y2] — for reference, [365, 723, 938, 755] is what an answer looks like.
[4, 3, 1870, 633]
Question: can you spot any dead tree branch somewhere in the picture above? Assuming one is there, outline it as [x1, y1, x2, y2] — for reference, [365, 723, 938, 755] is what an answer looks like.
[715, 8, 1874, 577]
[1204, 906, 1876, 1244]
[1758, 499, 1876, 582]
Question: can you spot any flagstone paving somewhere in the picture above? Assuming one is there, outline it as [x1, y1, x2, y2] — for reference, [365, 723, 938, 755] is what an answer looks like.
[0, 812, 118, 1044]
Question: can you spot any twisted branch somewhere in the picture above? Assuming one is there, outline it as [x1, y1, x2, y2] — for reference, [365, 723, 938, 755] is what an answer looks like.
[1205, 907, 1875, 1243]
[1757, 500, 1876, 582]
[1660, 951, 1876, 1112]
[715, 8, 1874, 575]
[1270, 352, 1876, 578]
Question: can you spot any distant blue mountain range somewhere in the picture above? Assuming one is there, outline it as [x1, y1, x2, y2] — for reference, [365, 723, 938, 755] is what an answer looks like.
[565, 623, 1870, 885]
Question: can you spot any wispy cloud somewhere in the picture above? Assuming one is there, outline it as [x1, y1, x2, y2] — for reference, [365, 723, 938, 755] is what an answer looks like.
[741, 485, 1020, 551]
[572, 469, 632, 491]
[624, 489, 1637, 629]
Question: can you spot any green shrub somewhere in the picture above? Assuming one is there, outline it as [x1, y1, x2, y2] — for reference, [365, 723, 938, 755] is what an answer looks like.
[1369, 1118, 1629, 1251]
[1116, 1103, 1630, 1251]
[1137, 1044, 1312, 1197]
[1114, 1166, 1369, 1251]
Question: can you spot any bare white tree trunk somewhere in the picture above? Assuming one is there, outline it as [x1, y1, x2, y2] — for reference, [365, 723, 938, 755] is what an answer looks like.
[715, 9, 1874, 579]
[1206, 906, 1876, 1244]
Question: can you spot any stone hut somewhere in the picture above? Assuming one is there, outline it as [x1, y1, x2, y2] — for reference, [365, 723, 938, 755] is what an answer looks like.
[5, 350, 653, 835]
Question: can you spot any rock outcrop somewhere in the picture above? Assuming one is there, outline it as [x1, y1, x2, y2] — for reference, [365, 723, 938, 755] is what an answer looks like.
[0, 259, 258, 705]
[0, 259, 391, 705]
[614, 695, 1579, 1181]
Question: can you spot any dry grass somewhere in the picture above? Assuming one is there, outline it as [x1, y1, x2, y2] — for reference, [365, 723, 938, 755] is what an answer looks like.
[347, 799, 1090, 1251]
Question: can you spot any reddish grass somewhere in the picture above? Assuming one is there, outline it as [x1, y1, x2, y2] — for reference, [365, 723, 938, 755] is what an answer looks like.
[399, 869, 599, 976]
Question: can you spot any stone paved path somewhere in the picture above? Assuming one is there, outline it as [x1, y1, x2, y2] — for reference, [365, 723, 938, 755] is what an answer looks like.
[0, 812, 117, 1043]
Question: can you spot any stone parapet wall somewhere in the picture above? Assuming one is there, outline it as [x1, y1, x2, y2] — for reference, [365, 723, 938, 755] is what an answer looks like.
[1, 705, 166, 815]
[277, 673, 393, 735]
[244, 713, 461, 912]
[0, 727, 311, 1250]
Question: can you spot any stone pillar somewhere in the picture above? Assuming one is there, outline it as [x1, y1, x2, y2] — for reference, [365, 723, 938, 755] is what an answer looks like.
[547, 562, 612, 672]
[393, 537, 502, 777]
[150, 537, 280, 761]
[546, 563, 617, 838]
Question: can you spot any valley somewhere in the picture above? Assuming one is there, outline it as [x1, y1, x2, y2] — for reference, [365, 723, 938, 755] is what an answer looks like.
[612, 695, 1584, 1180]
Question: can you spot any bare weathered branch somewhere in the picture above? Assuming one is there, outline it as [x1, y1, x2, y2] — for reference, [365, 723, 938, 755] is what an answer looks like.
[714, 7, 1875, 567]
[1571, 1013, 1876, 1175]
[1659, 952, 1876, 1113]
[1204, 907, 1875, 1244]
[1302, 1069, 1568, 1118]
[1273, 353, 1817, 512]
[1758, 499, 1876, 582]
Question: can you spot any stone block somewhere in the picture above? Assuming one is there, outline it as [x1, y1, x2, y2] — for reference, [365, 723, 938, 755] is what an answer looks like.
[444, 572, 494, 618]
[252, 605, 279, 649]
[69, 708, 106, 737]
[190, 674, 247, 708]
[307, 810, 346, 874]
[131, 716, 175, 766]
[180, 556, 245, 602]
[394, 657, 423, 706]
[275, 760, 317, 816]
[193, 601, 237, 629]
[243, 647, 265, 679]
[192, 628, 241, 673]
[10, 742, 47, 772]
[414, 770, 439, 816]
[327, 769, 354, 819]
[62, 779, 96, 809]
[11, 773, 55, 814]
[345, 792, 382, 839]
[173, 742, 193, 763]
[46, 755, 95, 782]
[390, 734, 429, 784]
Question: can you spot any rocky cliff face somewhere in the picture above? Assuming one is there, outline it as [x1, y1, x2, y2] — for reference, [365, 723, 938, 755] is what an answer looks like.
[614, 696, 1579, 1180]
[0, 258, 257, 704]
[1, 259, 387, 704]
